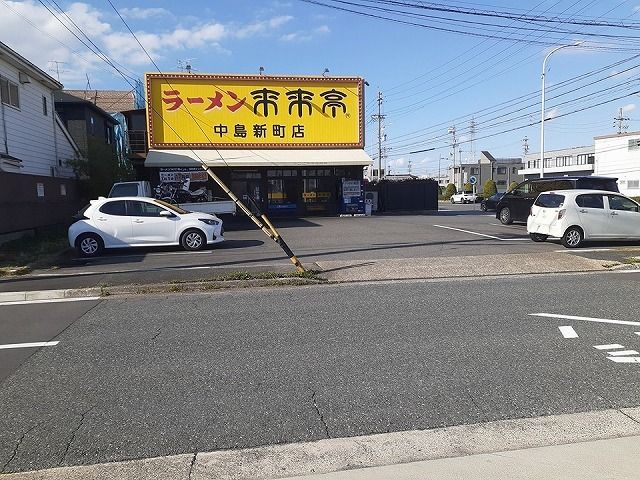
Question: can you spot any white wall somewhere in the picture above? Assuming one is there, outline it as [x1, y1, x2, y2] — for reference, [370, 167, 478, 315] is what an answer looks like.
[0, 58, 75, 178]
[595, 134, 640, 197]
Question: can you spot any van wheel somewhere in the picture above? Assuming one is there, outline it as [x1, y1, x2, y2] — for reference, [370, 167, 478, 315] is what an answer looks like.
[562, 227, 583, 248]
[498, 207, 512, 225]
[76, 233, 104, 257]
[529, 233, 548, 242]
[450, 197, 455, 204]
[180, 229, 206, 251]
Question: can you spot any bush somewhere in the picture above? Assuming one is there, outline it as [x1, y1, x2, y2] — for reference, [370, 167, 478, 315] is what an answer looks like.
[483, 179, 497, 198]
[508, 181, 519, 191]
[444, 183, 457, 199]
[463, 182, 473, 192]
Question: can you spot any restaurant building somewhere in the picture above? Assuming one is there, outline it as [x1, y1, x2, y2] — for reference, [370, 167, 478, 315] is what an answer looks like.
[143, 73, 371, 215]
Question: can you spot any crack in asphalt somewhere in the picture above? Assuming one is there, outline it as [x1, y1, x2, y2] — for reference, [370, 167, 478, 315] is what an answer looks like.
[619, 409, 640, 425]
[466, 391, 489, 422]
[151, 328, 162, 341]
[311, 391, 331, 438]
[58, 406, 96, 467]
[1, 421, 43, 473]
[188, 452, 197, 479]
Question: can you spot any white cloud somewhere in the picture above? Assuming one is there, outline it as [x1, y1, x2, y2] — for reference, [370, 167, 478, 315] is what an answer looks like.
[280, 24, 330, 42]
[623, 103, 637, 113]
[236, 15, 293, 39]
[120, 7, 171, 20]
[0, 1, 293, 87]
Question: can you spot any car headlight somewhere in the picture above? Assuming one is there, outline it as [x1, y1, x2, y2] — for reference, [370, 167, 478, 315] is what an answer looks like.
[199, 218, 220, 226]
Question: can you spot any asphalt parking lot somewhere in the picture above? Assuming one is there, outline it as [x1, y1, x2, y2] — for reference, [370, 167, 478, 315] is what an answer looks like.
[1, 203, 639, 292]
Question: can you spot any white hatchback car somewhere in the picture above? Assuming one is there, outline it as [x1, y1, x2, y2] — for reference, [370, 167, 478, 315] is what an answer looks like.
[527, 189, 640, 248]
[69, 197, 224, 257]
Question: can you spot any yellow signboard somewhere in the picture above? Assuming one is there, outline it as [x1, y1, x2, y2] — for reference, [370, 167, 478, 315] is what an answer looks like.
[145, 73, 364, 149]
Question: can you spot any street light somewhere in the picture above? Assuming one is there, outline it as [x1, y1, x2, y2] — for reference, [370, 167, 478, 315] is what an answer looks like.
[540, 42, 582, 178]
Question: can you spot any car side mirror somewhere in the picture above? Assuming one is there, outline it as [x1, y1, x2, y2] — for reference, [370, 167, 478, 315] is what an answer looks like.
[159, 210, 174, 217]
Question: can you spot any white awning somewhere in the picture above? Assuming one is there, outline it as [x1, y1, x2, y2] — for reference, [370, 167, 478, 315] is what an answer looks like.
[145, 149, 372, 168]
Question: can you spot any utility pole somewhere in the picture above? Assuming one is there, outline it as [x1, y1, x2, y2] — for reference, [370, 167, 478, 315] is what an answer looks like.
[48, 60, 66, 82]
[371, 92, 386, 182]
[614, 107, 629, 134]
[448, 125, 458, 190]
[408, 160, 412, 175]
[470, 117, 479, 189]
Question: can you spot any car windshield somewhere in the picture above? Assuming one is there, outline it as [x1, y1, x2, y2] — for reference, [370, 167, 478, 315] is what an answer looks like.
[154, 199, 190, 214]
[535, 193, 565, 208]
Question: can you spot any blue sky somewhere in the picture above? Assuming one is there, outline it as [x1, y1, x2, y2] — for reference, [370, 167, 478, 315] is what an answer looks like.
[2, 0, 640, 176]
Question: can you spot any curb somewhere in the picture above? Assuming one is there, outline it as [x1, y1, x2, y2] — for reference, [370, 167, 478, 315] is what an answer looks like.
[2, 407, 640, 479]
[0, 277, 325, 304]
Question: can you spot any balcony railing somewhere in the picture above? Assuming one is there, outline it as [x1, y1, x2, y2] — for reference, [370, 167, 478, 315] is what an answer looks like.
[126, 130, 148, 154]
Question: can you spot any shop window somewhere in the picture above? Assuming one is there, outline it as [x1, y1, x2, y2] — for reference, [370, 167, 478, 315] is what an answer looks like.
[267, 169, 297, 178]
[232, 171, 261, 179]
[268, 177, 298, 211]
[628, 180, 640, 189]
[303, 177, 333, 212]
[496, 167, 507, 175]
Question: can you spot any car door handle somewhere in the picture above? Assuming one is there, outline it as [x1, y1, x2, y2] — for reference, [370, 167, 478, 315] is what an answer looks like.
[96, 217, 107, 221]
[579, 209, 588, 213]
[133, 219, 144, 223]
[611, 211, 619, 216]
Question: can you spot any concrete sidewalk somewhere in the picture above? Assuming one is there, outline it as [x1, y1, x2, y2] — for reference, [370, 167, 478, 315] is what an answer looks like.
[317, 252, 622, 282]
[279, 435, 640, 480]
[3, 407, 639, 479]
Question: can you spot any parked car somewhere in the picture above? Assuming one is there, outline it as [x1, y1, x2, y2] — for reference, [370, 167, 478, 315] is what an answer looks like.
[69, 197, 224, 257]
[480, 192, 504, 211]
[496, 176, 618, 224]
[108, 181, 153, 198]
[527, 190, 640, 248]
[450, 191, 479, 204]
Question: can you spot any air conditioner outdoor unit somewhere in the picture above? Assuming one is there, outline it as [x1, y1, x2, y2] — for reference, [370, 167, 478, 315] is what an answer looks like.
[18, 72, 30, 84]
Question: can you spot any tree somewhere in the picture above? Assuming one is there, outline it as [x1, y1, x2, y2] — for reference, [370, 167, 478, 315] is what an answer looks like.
[509, 181, 519, 191]
[483, 179, 497, 198]
[444, 183, 457, 199]
[463, 182, 472, 192]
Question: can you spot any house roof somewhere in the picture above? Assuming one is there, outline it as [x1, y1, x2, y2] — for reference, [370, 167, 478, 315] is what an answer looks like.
[54, 91, 119, 125]
[63, 89, 136, 113]
[0, 41, 62, 90]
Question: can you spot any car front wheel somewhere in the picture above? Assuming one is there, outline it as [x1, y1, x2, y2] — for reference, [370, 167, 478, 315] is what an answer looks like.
[529, 233, 548, 242]
[480, 203, 487, 211]
[76, 233, 104, 257]
[450, 198, 455, 204]
[498, 207, 512, 225]
[181, 229, 206, 251]
[561, 227, 583, 248]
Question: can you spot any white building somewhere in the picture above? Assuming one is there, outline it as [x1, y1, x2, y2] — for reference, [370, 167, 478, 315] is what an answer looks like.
[519, 146, 595, 180]
[0, 41, 84, 234]
[594, 131, 640, 197]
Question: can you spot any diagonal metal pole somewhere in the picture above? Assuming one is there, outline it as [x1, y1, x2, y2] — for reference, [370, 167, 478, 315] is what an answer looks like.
[199, 165, 305, 272]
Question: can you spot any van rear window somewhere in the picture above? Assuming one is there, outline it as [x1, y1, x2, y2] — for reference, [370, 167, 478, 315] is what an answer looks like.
[535, 194, 565, 208]
[577, 178, 619, 192]
[109, 184, 139, 197]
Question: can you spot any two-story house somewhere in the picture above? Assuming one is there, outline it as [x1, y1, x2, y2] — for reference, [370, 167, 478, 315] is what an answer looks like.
[0, 42, 84, 236]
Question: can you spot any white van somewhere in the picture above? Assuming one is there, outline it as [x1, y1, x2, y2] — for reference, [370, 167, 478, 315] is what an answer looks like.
[108, 181, 152, 198]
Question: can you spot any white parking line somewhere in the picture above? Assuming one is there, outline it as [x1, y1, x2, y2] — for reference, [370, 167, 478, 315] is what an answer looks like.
[594, 344, 625, 350]
[607, 350, 640, 356]
[0, 297, 100, 307]
[530, 313, 640, 327]
[559, 326, 578, 338]
[433, 225, 529, 241]
[0, 341, 59, 350]
[555, 248, 613, 253]
[607, 357, 640, 363]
